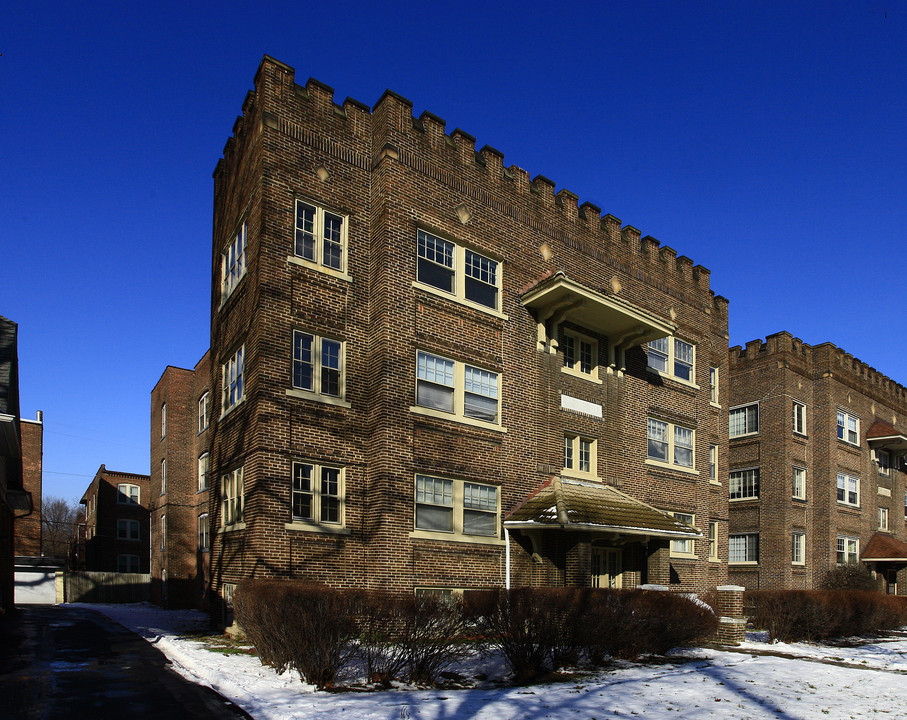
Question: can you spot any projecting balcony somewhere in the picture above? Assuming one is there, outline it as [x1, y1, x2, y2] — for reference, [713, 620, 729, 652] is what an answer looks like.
[867, 420, 907, 454]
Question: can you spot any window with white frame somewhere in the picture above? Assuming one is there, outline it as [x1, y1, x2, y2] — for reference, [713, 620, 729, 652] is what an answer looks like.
[414, 475, 499, 539]
[198, 392, 209, 433]
[875, 448, 890, 476]
[416, 230, 501, 311]
[222, 345, 245, 413]
[118, 554, 140, 573]
[709, 444, 718, 483]
[291, 462, 343, 526]
[161, 459, 167, 495]
[221, 221, 246, 301]
[563, 434, 596, 476]
[670, 512, 696, 556]
[647, 337, 695, 383]
[198, 453, 209, 492]
[117, 484, 140, 505]
[414, 351, 499, 425]
[160, 515, 166, 551]
[198, 513, 209, 551]
[836, 536, 859, 564]
[793, 401, 806, 435]
[879, 507, 890, 531]
[836, 472, 860, 507]
[161, 403, 167, 438]
[294, 200, 347, 272]
[729, 403, 759, 438]
[708, 521, 719, 560]
[292, 331, 344, 398]
[792, 466, 806, 500]
[709, 366, 719, 404]
[792, 532, 805, 565]
[904, 489, 907, 519]
[647, 418, 695, 469]
[221, 467, 244, 527]
[729, 533, 759, 563]
[561, 328, 598, 380]
[837, 410, 859, 445]
[117, 519, 140, 541]
[730, 468, 760, 500]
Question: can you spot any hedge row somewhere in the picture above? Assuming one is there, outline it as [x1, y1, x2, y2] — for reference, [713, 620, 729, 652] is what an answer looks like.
[233, 582, 717, 687]
[746, 589, 907, 643]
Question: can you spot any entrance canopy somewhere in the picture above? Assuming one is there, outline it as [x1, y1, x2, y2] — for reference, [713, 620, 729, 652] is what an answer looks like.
[504, 476, 701, 541]
[866, 420, 907, 454]
[862, 533, 907, 562]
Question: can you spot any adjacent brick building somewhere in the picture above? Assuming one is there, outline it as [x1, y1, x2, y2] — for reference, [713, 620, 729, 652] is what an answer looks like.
[153, 55, 731, 621]
[15, 412, 44, 557]
[728, 332, 907, 593]
[80, 465, 151, 574]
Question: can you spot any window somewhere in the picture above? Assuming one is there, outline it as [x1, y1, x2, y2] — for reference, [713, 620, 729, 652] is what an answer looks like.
[160, 515, 166, 551]
[416, 229, 501, 311]
[709, 366, 719, 404]
[117, 483, 140, 505]
[792, 532, 805, 565]
[670, 512, 695, 556]
[729, 468, 760, 500]
[879, 507, 889, 531]
[414, 351, 500, 426]
[198, 392, 209, 433]
[647, 418, 695, 469]
[414, 475, 499, 539]
[221, 467, 244, 527]
[875, 449, 890, 476]
[198, 513, 209, 551]
[729, 533, 759, 563]
[118, 554, 140, 573]
[562, 329, 598, 380]
[117, 519, 140, 541]
[647, 337, 695, 383]
[563, 434, 596, 476]
[837, 410, 859, 445]
[161, 459, 167, 495]
[161, 403, 167, 438]
[709, 444, 718, 483]
[709, 521, 719, 560]
[198, 453, 209, 492]
[729, 403, 759, 438]
[292, 462, 343, 525]
[904, 490, 907, 519]
[792, 466, 806, 500]
[294, 200, 347, 272]
[222, 345, 245, 413]
[221, 221, 246, 301]
[793, 401, 806, 435]
[837, 536, 859, 565]
[836, 472, 860, 507]
[292, 331, 344, 398]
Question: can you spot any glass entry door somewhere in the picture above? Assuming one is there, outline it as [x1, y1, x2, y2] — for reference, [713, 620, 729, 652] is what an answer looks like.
[591, 547, 622, 589]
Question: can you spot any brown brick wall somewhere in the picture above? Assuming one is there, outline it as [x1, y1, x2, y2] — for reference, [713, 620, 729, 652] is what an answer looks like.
[15, 418, 43, 556]
[80, 467, 150, 573]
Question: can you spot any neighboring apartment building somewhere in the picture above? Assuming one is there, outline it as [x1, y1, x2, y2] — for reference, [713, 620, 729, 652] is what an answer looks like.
[728, 332, 907, 593]
[16, 411, 44, 557]
[150, 354, 212, 608]
[80, 465, 150, 573]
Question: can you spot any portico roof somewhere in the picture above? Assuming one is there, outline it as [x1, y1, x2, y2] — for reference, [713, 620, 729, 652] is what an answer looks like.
[866, 420, 907, 454]
[862, 532, 907, 562]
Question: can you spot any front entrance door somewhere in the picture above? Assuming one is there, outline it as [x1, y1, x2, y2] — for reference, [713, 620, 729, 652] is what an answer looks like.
[887, 568, 898, 594]
[591, 547, 622, 589]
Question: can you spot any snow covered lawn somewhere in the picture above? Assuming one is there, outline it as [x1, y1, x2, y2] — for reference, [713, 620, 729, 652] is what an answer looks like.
[74, 603, 907, 719]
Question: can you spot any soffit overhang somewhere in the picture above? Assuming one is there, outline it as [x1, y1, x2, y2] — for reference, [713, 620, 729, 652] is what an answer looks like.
[0, 412, 20, 459]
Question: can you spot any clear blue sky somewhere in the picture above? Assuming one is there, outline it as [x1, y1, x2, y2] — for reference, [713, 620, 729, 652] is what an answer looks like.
[4, 2, 905, 504]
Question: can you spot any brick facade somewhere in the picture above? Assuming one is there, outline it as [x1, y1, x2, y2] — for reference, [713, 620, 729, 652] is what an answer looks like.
[15, 415, 43, 557]
[80, 466, 150, 573]
[728, 332, 907, 593]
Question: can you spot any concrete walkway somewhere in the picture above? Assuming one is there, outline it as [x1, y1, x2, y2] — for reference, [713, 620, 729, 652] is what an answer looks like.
[0, 605, 252, 719]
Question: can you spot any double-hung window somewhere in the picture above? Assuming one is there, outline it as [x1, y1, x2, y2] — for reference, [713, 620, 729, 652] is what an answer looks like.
[793, 401, 806, 435]
[836, 536, 859, 565]
[564, 434, 596, 476]
[875, 449, 890, 476]
[670, 512, 696, 556]
[837, 410, 859, 445]
[416, 230, 501, 312]
[729, 468, 760, 500]
[117, 483, 140, 505]
[647, 337, 695, 383]
[118, 554, 140, 573]
[117, 519, 140, 541]
[709, 366, 719, 404]
[836, 472, 859, 507]
[709, 444, 718, 483]
[414, 351, 500, 426]
[729, 403, 759, 438]
[198, 392, 209, 433]
[198, 453, 209, 492]
[729, 533, 759, 563]
[221, 467, 244, 527]
[161, 403, 167, 438]
[221, 221, 246, 301]
[198, 513, 209, 551]
[561, 329, 598, 380]
[647, 418, 695, 469]
[161, 459, 167, 495]
[291, 462, 343, 526]
[161, 515, 167, 551]
[708, 521, 719, 560]
[414, 475, 499, 539]
[294, 200, 347, 273]
[879, 507, 890, 531]
[222, 345, 245, 414]
[792, 532, 805, 565]
[792, 466, 806, 500]
[292, 331, 344, 399]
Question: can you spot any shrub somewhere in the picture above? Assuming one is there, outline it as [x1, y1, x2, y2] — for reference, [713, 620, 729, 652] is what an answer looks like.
[821, 564, 879, 592]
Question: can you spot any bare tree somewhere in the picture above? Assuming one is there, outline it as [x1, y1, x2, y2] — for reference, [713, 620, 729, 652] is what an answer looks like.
[42, 496, 81, 561]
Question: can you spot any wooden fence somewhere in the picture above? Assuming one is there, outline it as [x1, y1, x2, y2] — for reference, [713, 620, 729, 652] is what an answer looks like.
[65, 571, 151, 604]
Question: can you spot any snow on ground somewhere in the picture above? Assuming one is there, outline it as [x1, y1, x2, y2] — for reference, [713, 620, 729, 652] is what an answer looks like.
[73, 602, 907, 719]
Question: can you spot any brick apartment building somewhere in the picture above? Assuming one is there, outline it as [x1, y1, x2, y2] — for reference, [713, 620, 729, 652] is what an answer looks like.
[155, 55, 731, 617]
[80, 465, 151, 574]
[16, 412, 44, 558]
[150, 353, 212, 608]
[728, 332, 907, 593]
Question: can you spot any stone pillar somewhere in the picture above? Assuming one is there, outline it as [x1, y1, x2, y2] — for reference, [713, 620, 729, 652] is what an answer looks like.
[714, 585, 746, 645]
